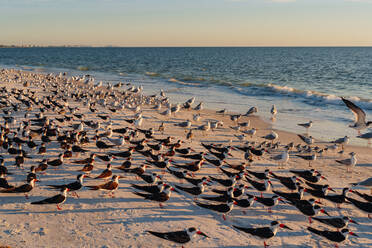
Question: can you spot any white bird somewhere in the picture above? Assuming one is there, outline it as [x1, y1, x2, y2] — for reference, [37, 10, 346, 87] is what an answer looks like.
[331, 136, 350, 150]
[335, 152, 357, 173]
[271, 149, 289, 168]
[262, 131, 278, 143]
[298, 134, 314, 145]
[298, 121, 313, 133]
[176, 120, 191, 129]
[135, 117, 143, 127]
[341, 97, 372, 134]
[234, 134, 246, 142]
[107, 136, 125, 146]
[242, 128, 257, 138]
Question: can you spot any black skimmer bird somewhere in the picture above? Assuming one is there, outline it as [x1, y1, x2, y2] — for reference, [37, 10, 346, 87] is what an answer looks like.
[233, 221, 292, 248]
[119, 164, 147, 176]
[96, 138, 115, 150]
[131, 181, 166, 194]
[351, 190, 372, 202]
[167, 168, 188, 181]
[212, 184, 247, 198]
[290, 169, 326, 183]
[204, 157, 224, 167]
[345, 196, 372, 218]
[47, 174, 87, 198]
[341, 97, 372, 134]
[252, 195, 284, 213]
[184, 176, 210, 187]
[132, 184, 175, 207]
[290, 199, 329, 223]
[245, 178, 272, 197]
[94, 164, 113, 180]
[209, 175, 238, 187]
[325, 188, 352, 208]
[72, 153, 96, 164]
[38, 143, 46, 154]
[201, 187, 235, 203]
[35, 159, 48, 174]
[179, 152, 204, 160]
[269, 172, 301, 191]
[246, 169, 270, 180]
[173, 159, 204, 173]
[307, 227, 358, 248]
[305, 185, 335, 202]
[31, 187, 69, 210]
[96, 154, 115, 162]
[138, 172, 161, 184]
[0, 178, 36, 198]
[47, 153, 64, 167]
[233, 192, 255, 208]
[273, 185, 304, 201]
[147, 227, 208, 245]
[86, 175, 120, 197]
[109, 148, 134, 158]
[195, 199, 237, 220]
[312, 216, 358, 230]
[0, 173, 14, 189]
[26, 166, 37, 183]
[175, 147, 194, 155]
[175, 181, 207, 198]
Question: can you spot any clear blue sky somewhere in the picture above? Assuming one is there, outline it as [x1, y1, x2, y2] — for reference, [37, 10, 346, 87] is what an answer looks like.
[1, 0, 372, 46]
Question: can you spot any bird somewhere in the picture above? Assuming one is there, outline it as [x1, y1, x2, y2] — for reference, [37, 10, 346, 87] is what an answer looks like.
[331, 136, 350, 150]
[175, 181, 207, 197]
[195, 199, 237, 220]
[147, 227, 208, 245]
[335, 152, 357, 172]
[31, 187, 69, 210]
[270, 105, 277, 116]
[246, 169, 270, 180]
[351, 177, 372, 193]
[261, 131, 278, 143]
[307, 227, 358, 247]
[0, 173, 14, 189]
[86, 175, 120, 197]
[312, 216, 359, 230]
[94, 164, 113, 180]
[269, 173, 300, 191]
[345, 196, 372, 218]
[270, 150, 289, 168]
[325, 187, 353, 208]
[273, 186, 304, 201]
[351, 189, 372, 202]
[47, 174, 87, 198]
[132, 184, 175, 207]
[233, 221, 292, 248]
[296, 154, 316, 167]
[298, 134, 314, 145]
[357, 131, 372, 146]
[341, 97, 371, 134]
[245, 178, 272, 197]
[290, 200, 330, 223]
[131, 182, 166, 194]
[253, 195, 284, 213]
[298, 120, 313, 133]
[0, 178, 36, 198]
[47, 153, 64, 167]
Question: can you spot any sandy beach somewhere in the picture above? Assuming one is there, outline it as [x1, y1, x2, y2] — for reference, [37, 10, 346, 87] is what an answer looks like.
[0, 68, 371, 248]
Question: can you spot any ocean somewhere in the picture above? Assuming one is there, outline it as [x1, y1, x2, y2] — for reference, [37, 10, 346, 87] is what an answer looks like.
[1, 47, 371, 145]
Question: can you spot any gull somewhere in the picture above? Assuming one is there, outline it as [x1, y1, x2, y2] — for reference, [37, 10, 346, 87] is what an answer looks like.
[335, 152, 357, 173]
[341, 97, 372, 134]
[262, 131, 278, 144]
[210, 121, 223, 131]
[242, 128, 257, 138]
[160, 109, 171, 117]
[171, 103, 181, 115]
[195, 122, 210, 134]
[230, 114, 242, 122]
[230, 126, 241, 132]
[238, 121, 250, 128]
[234, 134, 246, 142]
[194, 102, 203, 111]
[296, 153, 316, 167]
[216, 109, 227, 116]
[107, 136, 125, 146]
[176, 120, 191, 129]
[271, 149, 289, 168]
[245, 107, 258, 116]
[331, 136, 350, 150]
[357, 131, 372, 146]
[298, 134, 314, 145]
[270, 105, 277, 116]
[193, 114, 201, 122]
[298, 120, 313, 133]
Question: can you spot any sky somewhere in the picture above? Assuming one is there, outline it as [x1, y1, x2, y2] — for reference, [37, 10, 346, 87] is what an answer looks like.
[0, 0, 372, 46]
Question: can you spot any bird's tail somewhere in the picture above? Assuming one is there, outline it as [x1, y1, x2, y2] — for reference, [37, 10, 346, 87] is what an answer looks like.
[147, 231, 164, 239]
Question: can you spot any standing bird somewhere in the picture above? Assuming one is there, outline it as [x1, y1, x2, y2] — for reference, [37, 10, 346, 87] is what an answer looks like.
[0, 178, 36, 198]
[296, 153, 316, 167]
[298, 120, 313, 133]
[47, 174, 87, 198]
[31, 187, 69, 210]
[233, 221, 292, 248]
[147, 227, 208, 245]
[86, 175, 120, 197]
[312, 216, 359, 230]
[331, 136, 350, 151]
[195, 199, 237, 220]
[261, 131, 278, 144]
[345, 196, 372, 218]
[270, 149, 289, 168]
[94, 164, 113, 180]
[47, 153, 64, 167]
[335, 152, 357, 172]
[341, 97, 372, 135]
[270, 105, 277, 117]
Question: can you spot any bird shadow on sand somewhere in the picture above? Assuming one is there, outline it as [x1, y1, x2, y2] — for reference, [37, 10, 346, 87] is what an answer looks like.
[98, 216, 193, 225]
[356, 163, 372, 168]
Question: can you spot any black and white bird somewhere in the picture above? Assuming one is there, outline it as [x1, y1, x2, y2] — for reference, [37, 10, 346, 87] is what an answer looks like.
[147, 227, 208, 245]
[341, 97, 372, 134]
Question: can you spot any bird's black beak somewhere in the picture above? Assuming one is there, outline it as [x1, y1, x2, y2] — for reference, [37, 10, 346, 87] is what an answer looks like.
[279, 224, 292, 230]
[197, 231, 209, 238]
[349, 231, 359, 237]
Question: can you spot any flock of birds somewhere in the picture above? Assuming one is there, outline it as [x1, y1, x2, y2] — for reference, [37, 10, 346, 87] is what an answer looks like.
[0, 68, 371, 248]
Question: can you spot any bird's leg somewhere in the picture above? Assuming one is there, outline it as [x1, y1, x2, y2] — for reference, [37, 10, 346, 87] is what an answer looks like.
[242, 210, 246, 215]
[264, 241, 269, 248]
[222, 214, 226, 221]
[260, 192, 263, 198]
[368, 214, 371, 219]
[308, 217, 312, 224]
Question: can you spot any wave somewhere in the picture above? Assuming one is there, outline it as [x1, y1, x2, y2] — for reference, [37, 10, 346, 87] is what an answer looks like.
[168, 78, 201, 86]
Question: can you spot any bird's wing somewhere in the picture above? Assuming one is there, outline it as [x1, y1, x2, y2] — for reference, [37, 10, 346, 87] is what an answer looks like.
[342, 98, 366, 124]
